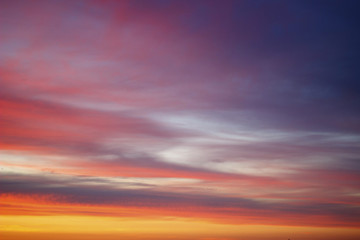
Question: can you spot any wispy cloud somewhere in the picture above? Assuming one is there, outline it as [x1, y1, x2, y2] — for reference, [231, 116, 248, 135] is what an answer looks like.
[1, 0, 360, 238]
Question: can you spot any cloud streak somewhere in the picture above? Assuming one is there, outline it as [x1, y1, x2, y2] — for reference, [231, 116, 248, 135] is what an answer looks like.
[2, 173, 360, 227]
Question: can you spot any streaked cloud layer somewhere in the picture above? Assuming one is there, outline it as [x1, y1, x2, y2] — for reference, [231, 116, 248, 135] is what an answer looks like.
[1, 0, 360, 239]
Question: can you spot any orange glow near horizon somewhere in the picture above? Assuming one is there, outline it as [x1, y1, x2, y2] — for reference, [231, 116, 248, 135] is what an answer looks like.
[1, 215, 360, 240]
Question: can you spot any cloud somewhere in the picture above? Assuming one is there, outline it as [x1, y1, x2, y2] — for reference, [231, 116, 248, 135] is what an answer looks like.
[1, 172, 360, 227]
[1, 0, 360, 232]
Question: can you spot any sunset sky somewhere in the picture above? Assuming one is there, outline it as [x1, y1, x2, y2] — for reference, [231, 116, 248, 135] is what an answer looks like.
[1, 0, 360, 239]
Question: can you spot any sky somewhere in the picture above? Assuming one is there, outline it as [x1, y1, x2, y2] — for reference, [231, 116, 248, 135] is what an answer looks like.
[1, 0, 360, 239]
